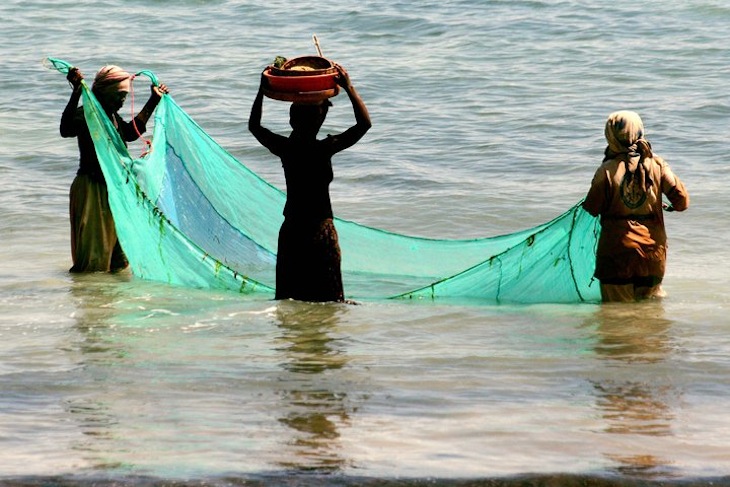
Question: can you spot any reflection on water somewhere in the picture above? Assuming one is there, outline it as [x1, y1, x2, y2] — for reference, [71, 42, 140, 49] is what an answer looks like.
[593, 381, 674, 437]
[69, 272, 134, 357]
[64, 275, 361, 476]
[591, 302, 675, 364]
[585, 301, 678, 478]
[272, 301, 353, 473]
[66, 273, 134, 471]
[65, 274, 234, 472]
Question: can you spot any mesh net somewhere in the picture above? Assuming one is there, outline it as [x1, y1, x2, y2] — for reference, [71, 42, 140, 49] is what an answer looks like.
[49, 58, 601, 303]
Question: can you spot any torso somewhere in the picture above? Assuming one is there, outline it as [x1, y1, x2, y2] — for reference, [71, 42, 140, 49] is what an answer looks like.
[279, 136, 335, 222]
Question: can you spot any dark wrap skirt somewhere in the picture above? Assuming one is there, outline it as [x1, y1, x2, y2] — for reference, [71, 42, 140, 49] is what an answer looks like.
[275, 218, 344, 302]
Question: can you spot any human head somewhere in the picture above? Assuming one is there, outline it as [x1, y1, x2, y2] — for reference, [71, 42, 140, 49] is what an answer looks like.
[604, 110, 646, 156]
[289, 100, 331, 134]
[92, 65, 132, 113]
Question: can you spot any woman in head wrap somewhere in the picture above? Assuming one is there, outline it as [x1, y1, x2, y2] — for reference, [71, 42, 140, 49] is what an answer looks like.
[60, 65, 169, 272]
[249, 64, 371, 302]
[582, 110, 689, 302]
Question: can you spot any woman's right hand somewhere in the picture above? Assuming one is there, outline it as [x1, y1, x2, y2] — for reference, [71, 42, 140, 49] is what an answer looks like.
[66, 67, 84, 89]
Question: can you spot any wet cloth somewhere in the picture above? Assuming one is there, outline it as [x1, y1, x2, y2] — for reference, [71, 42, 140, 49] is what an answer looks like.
[48, 58, 608, 303]
[69, 174, 128, 272]
[275, 218, 344, 302]
[582, 111, 689, 294]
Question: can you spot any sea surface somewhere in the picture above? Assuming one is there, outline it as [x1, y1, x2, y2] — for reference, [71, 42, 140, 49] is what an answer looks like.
[1, 0, 729, 485]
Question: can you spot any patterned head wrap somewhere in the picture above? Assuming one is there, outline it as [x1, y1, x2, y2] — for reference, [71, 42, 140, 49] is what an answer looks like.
[91, 65, 132, 95]
[603, 110, 653, 192]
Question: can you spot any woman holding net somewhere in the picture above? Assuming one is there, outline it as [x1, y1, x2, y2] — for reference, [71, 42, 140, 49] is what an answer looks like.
[582, 110, 689, 302]
[60, 65, 168, 272]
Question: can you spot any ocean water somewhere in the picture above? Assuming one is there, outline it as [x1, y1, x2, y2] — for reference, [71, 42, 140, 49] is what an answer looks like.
[1, 0, 730, 485]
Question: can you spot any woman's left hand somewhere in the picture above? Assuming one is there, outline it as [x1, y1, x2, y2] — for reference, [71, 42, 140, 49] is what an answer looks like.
[334, 64, 352, 89]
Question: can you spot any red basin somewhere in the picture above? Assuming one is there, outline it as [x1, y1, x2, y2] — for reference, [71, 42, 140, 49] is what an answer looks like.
[262, 56, 339, 103]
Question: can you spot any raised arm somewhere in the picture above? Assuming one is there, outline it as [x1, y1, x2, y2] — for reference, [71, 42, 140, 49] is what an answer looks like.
[115, 83, 170, 142]
[329, 64, 372, 153]
[60, 67, 84, 138]
[248, 73, 287, 156]
[134, 83, 169, 126]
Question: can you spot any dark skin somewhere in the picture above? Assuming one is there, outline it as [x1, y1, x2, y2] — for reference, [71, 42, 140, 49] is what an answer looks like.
[65, 67, 169, 123]
[249, 64, 371, 303]
[60, 66, 171, 274]
[249, 64, 371, 152]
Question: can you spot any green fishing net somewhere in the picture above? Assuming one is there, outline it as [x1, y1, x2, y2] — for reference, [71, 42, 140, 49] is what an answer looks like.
[48, 58, 601, 303]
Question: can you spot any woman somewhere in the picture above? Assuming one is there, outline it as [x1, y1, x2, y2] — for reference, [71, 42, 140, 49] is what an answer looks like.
[582, 110, 689, 302]
[248, 64, 371, 302]
[60, 65, 169, 272]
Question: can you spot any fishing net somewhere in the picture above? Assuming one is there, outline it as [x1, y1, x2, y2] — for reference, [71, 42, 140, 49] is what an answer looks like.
[47, 58, 601, 303]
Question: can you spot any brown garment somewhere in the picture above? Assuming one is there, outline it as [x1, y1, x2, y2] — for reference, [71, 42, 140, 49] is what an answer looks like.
[582, 111, 689, 299]
[583, 153, 688, 284]
[275, 218, 344, 302]
[69, 174, 128, 272]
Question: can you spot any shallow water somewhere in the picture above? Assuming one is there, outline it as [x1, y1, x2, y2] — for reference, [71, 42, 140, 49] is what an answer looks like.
[1, 0, 729, 485]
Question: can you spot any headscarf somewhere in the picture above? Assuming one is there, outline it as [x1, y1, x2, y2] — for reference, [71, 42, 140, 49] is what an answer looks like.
[603, 110, 653, 191]
[91, 65, 132, 95]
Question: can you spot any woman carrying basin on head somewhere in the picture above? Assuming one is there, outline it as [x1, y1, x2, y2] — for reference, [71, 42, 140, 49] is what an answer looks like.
[248, 63, 371, 302]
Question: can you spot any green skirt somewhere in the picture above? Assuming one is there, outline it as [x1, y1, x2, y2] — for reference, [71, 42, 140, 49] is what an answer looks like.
[69, 174, 127, 272]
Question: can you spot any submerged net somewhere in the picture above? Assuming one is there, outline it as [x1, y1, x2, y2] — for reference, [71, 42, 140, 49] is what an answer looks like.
[48, 58, 601, 303]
